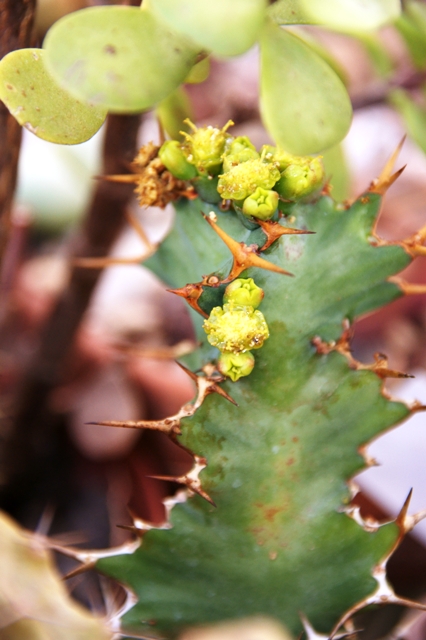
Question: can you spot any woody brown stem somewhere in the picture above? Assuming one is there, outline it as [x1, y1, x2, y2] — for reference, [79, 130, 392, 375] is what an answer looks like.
[0, 0, 37, 275]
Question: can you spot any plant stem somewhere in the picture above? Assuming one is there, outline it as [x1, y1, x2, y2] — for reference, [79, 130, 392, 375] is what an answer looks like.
[0, 0, 36, 274]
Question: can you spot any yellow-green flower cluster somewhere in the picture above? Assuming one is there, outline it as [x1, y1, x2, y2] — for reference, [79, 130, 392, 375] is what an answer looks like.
[158, 122, 326, 215]
[180, 119, 234, 176]
[204, 302, 269, 353]
[203, 278, 268, 382]
[217, 159, 280, 202]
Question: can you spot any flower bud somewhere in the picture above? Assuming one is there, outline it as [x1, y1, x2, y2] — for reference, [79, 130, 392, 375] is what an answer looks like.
[222, 137, 259, 173]
[217, 159, 280, 201]
[181, 119, 234, 176]
[203, 302, 269, 353]
[224, 278, 264, 308]
[261, 145, 303, 171]
[242, 187, 279, 220]
[275, 156, 325, 200]
[218, 351, 255, 382]
[159, 140, 197, 180]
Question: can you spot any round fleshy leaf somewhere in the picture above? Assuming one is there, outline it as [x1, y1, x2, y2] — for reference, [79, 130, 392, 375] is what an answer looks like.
[390, 89, 426, 154]
[148, 0, 267, 57]
[299, 0, 400, 31]
[268, 0, 400, 30]
[260, 23, 352, 154]
[0, 49, 106, 144]
[267, 0, 316, 25]
[43, 6, 199, 113]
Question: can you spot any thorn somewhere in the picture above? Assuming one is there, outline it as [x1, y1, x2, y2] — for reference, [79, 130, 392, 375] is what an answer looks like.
[369, 136, 406, 196]
[72, 210, 156, 269]
[367, 352, 414, 379]
[369, 166, 406, 196]
[115, 339, 197, 360]
[313, 336, 413, 379]
[62, 561, 95, 580]
[203, 213, 293, 282]
[396, 220, 426, 256]
[176, 361, 238, 406]
[395, 501, 426, 537]
[95, 173, 140, 184]
[410, 400, 426, 413]
[148, 463, 216, 507]
[86, 418, 181, 434]
[395, 489, 413, 533]
[174, 360, 199, 383]
[389, 276, 426, 296]
[115, 523, 145, 535]
[72, 253, 153, 269]
[257, 219, 315, 251]
[167, 283, 208, 317]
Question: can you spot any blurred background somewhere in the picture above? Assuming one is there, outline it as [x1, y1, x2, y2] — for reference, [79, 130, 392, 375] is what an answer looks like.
[3, 1, 426, 638]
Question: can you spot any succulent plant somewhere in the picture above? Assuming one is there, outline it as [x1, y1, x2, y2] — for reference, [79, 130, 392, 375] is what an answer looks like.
[2, 2, 426, 638]
[55, 132, 426, 639]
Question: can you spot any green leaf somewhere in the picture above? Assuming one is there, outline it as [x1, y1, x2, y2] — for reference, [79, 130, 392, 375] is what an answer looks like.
[156, 86, 194, 140]
[355, 33, 394, 78]
[270, 0, 400, 31]
[259, 23, 352, 154]
[185, 56, 210, 84]
[390, 89, 426, 154]
[303, 0, 401, 31]
[148, 0, 267, 57]
[396, 2, 426, 70]
[43, 6, 199, 113]
[267, 0, 318, 25]
[321, 143, 351, 201]
[0, 49, 106, 144]
[99, 191, 412, 637]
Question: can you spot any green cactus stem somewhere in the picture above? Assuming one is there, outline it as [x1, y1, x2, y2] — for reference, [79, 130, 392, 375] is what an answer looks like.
[63, 138, 426, 639]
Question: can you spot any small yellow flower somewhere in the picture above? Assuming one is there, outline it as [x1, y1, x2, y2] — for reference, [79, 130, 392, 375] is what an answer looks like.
[203, 302, 269, 353]
[217, 158, 280, 201]
[181, 119, 234, 176]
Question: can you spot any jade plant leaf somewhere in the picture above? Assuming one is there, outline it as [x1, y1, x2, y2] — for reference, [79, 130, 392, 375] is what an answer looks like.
[396, 1, 426, 70]
[260, 22, 352, 154]
[390, 89, 426, 154]
[97, 187, 414, 637]
[0, 49, 106, 144]
[267, 0, 316, 25]
[148, 0, 267, 57]
[269, 0, 400, 30]
[43, 6, 199, 113]
[299, 0, 400, 31]
[268, 0, 401, 32]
